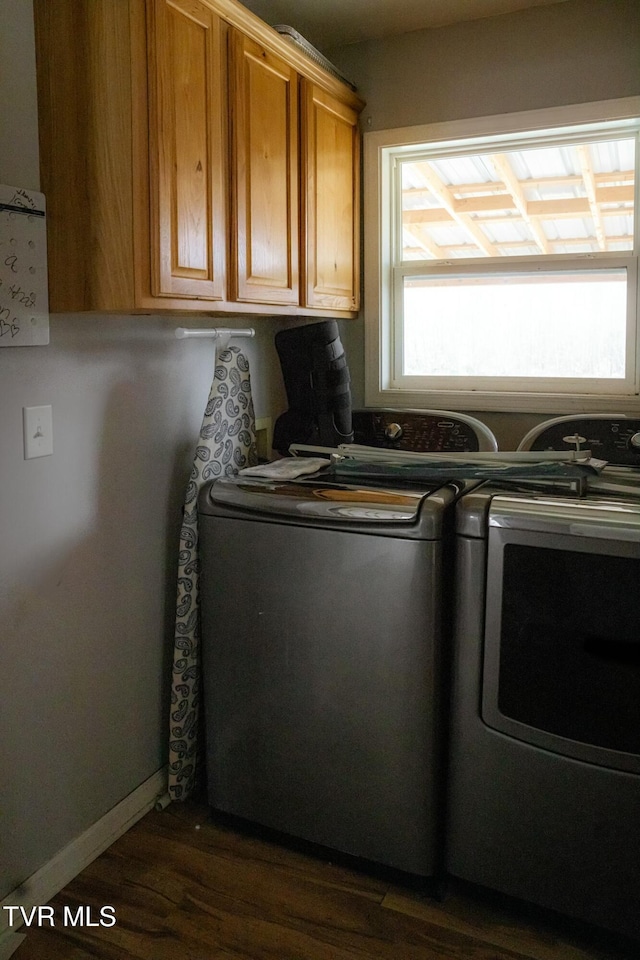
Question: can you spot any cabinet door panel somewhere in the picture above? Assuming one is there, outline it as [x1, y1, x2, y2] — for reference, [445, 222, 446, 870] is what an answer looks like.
[230, 31, 298, 304]
[302, 82, 360, 312]
[148, 0, 225, 299]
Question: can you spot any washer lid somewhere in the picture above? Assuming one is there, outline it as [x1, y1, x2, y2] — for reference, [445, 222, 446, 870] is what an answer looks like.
[204, 476, 432, 521]
[198, 475, 470, 538]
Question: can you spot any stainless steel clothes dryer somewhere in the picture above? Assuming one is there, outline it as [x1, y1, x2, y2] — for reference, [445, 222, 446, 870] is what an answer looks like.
[198, 412, 497, 878]
[446, 416, 640, 940]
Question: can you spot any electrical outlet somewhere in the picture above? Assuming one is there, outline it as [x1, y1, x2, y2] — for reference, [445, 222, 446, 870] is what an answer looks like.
[23, 405, 53, 459]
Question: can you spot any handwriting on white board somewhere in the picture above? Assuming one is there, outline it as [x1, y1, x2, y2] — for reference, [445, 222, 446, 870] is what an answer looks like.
[0, 184, 50, 346]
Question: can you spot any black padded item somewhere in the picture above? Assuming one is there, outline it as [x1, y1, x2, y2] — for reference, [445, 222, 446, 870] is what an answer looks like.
[273, 321, 353, 455]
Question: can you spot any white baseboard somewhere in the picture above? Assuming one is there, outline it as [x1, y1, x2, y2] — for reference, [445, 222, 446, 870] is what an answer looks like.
[0, 767, 167, 957]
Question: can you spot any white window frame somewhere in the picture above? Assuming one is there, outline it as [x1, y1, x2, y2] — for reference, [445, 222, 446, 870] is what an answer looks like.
[364, 97, 640, 414]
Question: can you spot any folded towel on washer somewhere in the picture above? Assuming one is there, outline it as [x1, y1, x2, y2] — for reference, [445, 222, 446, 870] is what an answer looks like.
[239, 457, 330, 480]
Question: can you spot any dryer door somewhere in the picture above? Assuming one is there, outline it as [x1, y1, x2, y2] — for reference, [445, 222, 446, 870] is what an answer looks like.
[481, 496, 640, 774]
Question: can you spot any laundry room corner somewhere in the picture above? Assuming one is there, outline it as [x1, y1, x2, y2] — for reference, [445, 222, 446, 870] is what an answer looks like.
[0, 0, 290, 933]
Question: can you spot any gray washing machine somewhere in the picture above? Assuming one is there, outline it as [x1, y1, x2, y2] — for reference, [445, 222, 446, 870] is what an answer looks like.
[446, 415, 640, 940]
[198, 410, 496, 877]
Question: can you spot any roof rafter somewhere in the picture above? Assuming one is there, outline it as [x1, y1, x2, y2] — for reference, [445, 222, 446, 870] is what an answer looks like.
[403, 230, 635, 260]
[402, 223, 444, 259]
[576, 144, 607, 250]
[412, 161, 499, 256]
[404, 197, 633, 227]
[402, 170, 635, 203]
[485, 154, 551, 254]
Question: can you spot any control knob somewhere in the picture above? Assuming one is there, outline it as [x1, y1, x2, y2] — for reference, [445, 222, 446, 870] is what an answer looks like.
[630, 432, 640, 449]
[384, 422, 403, 441]
[562, 433, 587, 452]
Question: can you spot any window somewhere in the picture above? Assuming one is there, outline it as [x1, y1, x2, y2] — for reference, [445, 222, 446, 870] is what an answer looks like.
[364, 98, 640, 413]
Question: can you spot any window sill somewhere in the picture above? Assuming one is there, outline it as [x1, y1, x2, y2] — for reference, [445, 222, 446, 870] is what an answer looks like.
[364, 386, 640, 416]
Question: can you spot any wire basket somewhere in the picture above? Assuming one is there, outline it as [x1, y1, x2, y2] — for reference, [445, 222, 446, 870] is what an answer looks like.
[272, 24, 357, 90]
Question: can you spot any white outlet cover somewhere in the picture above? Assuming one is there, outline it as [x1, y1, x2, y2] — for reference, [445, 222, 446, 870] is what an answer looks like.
[23, 405, 53, 459]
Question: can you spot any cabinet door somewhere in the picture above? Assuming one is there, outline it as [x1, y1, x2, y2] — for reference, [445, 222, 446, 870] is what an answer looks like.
[147, 0, 225, 299]
[229, 30, 299, 305]
[302, 82, 360, 312]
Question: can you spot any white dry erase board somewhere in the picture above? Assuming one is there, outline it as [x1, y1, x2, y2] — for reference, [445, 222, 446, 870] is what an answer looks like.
[0, 184, 50, 346]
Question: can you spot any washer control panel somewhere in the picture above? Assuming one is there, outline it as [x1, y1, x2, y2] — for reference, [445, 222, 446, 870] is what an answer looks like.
[523, 417, 640, 466]
[352, 409, 497, 453]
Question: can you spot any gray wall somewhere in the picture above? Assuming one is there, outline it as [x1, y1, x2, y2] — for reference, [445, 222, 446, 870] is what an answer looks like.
[0, 0, 288, 899]
[328, 0, 640, 446]
[328, 0, 640, 131]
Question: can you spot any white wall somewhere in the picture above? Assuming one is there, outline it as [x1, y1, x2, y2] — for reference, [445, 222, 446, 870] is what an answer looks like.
[0, 0, 289, 899]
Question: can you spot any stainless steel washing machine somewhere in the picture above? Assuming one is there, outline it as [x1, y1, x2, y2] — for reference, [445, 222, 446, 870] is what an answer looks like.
[198, 411, 496, 877]
[352, 408, 498, 453]
[446, 415, 640, 940]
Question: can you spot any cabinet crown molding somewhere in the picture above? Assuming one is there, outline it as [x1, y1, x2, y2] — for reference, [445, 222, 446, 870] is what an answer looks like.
[200, 0, 365, 110]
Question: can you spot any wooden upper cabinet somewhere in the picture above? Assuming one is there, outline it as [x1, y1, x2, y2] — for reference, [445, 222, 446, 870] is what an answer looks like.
[301, 81, 361, 312]
[147, 0, 226, 300]
[34, 0, 139, 312]
[229, 30, 299, 305]
[33, 0, 363, 316]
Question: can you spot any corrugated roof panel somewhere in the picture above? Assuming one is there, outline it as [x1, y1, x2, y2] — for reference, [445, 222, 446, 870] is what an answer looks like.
[554, 242, 597, 254]
[437, 247, 485, 259]
[544, 218, 594, 241]
[508, 146, 575, 180]
[482, 220, 533, 244]
[427, 224, 472, 246]
[399, 134, 636, 261]
[524, 183, 584, 202]
[591, 139, 635, 174]
[401, 165, 425, 190]
[604, 216, 633, 244]
[402, 247, 427, 261]
[430, 156, 496, 185]
[500, 244, 541, 256]
[402, 189, 442, 211]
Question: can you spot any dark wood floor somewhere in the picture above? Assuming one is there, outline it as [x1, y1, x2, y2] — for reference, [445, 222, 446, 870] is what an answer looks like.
[14, 798, 638, 960]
